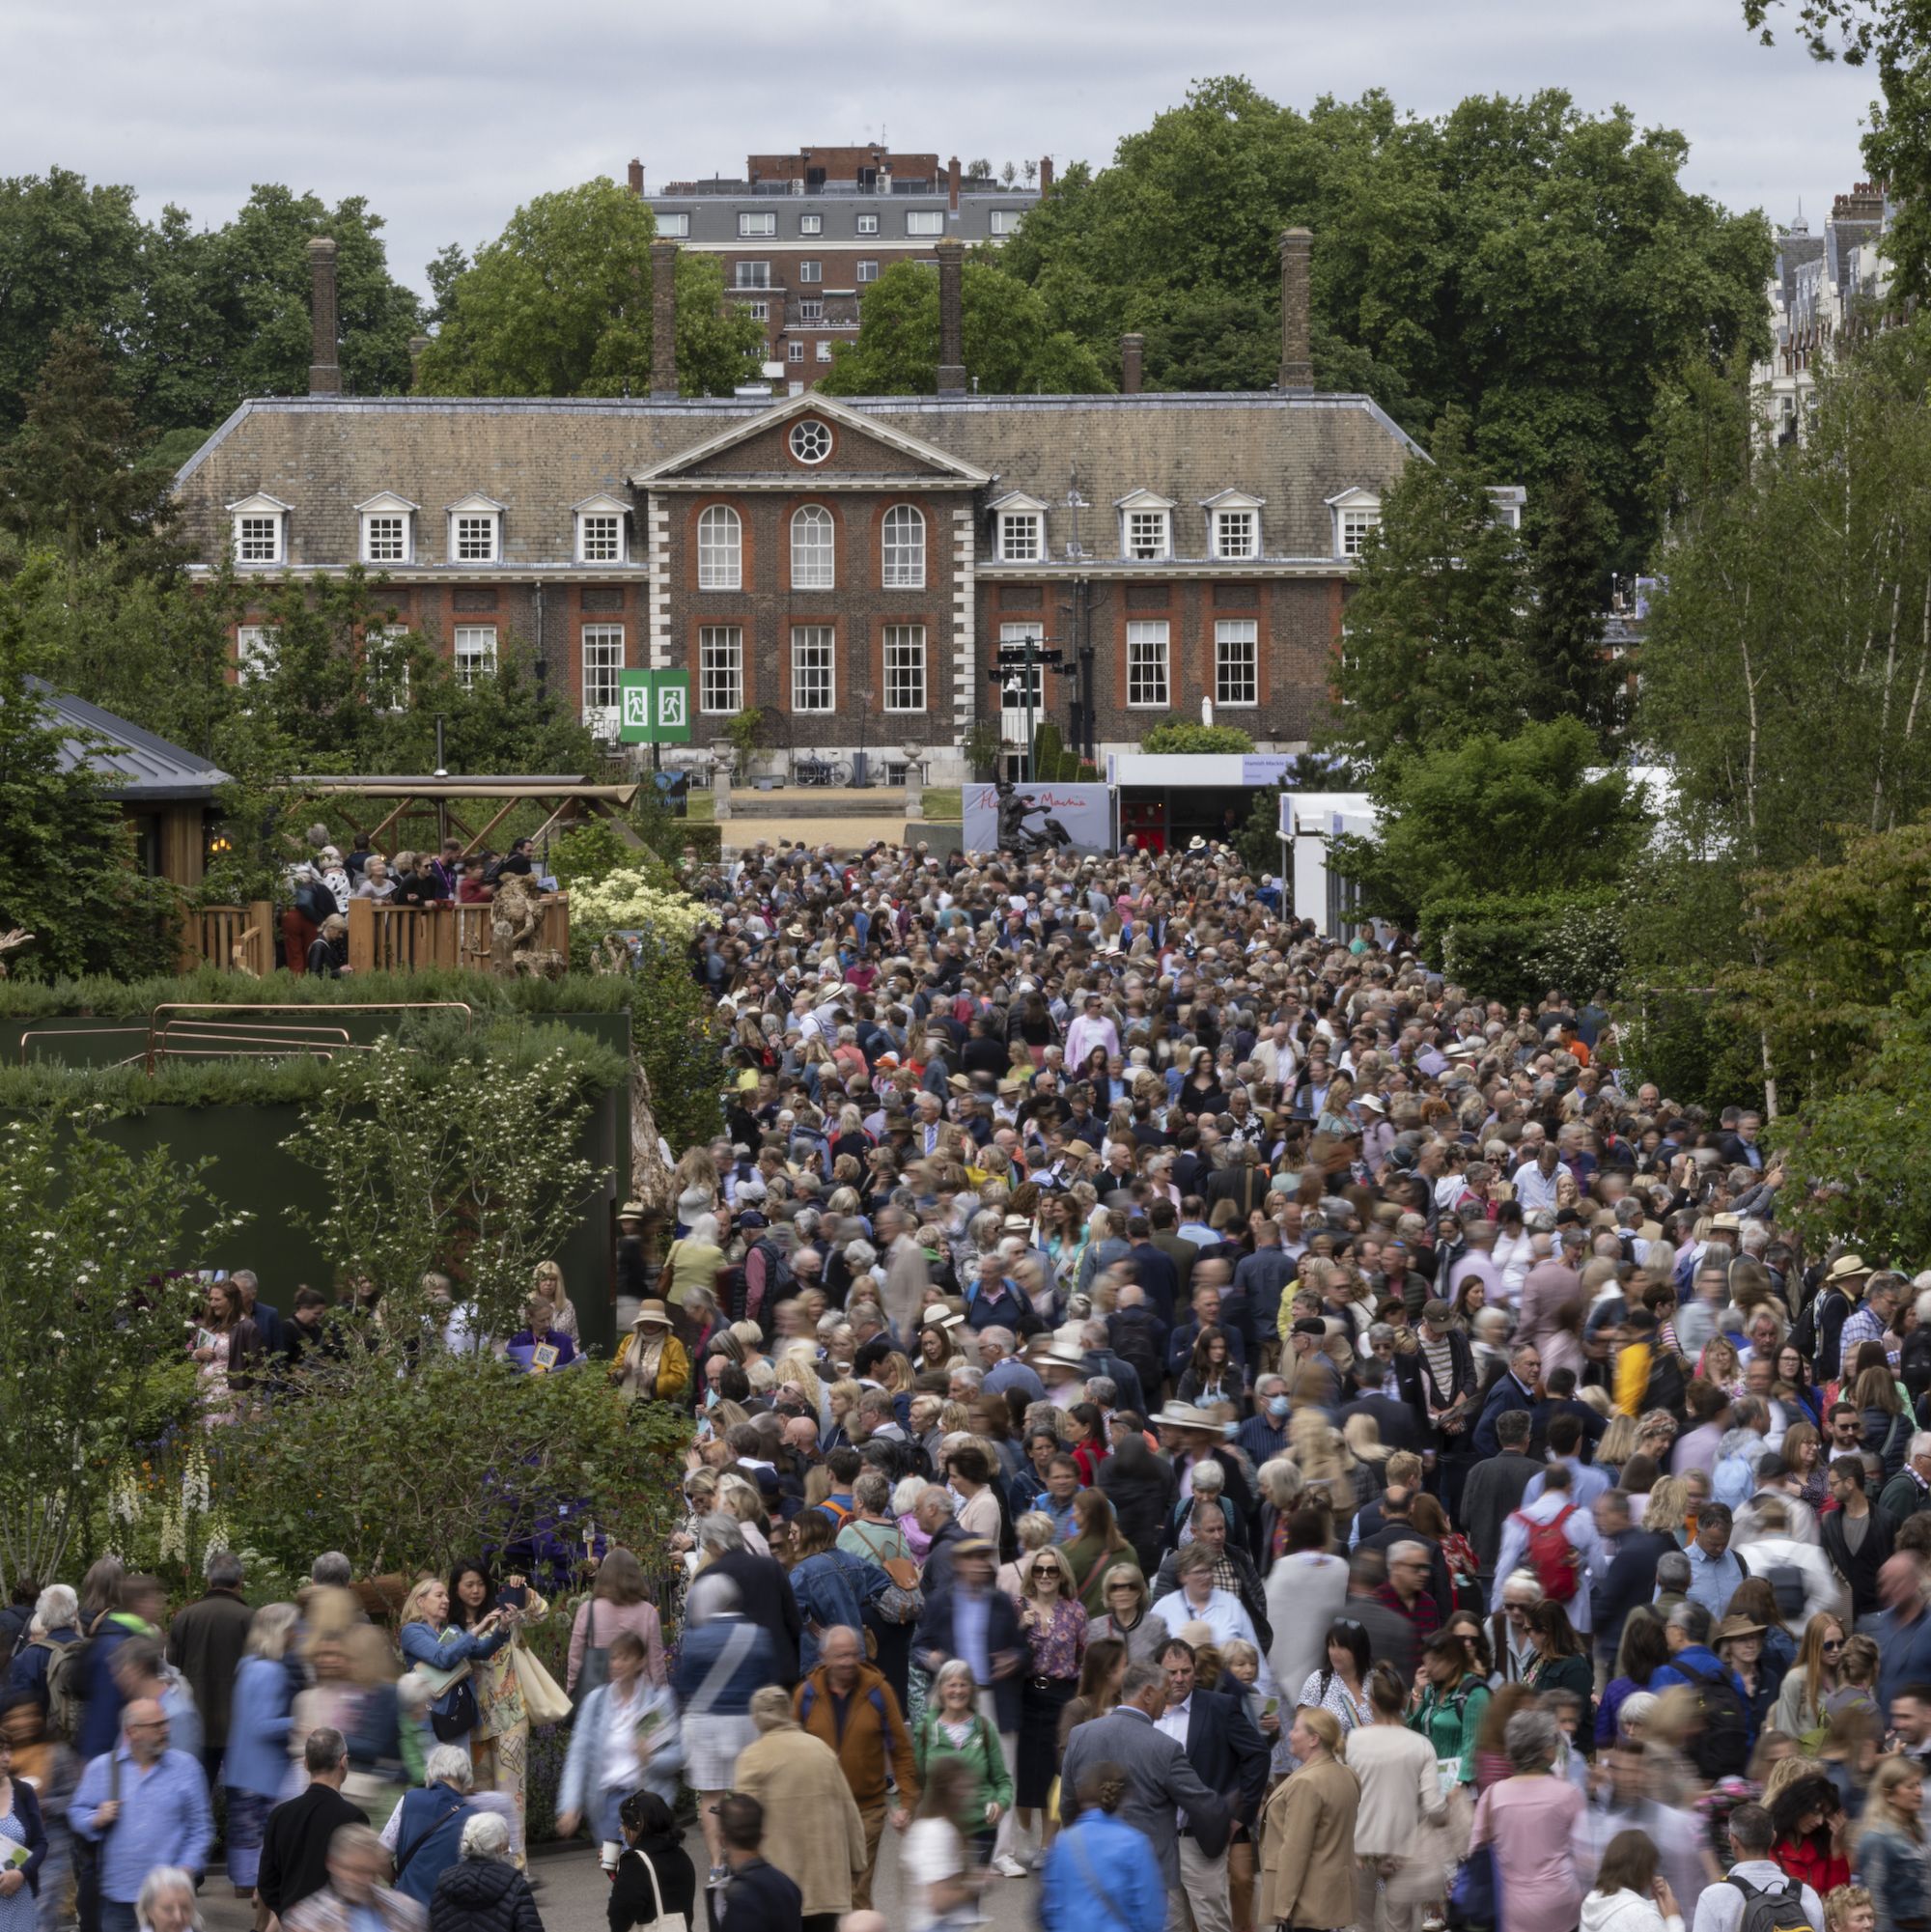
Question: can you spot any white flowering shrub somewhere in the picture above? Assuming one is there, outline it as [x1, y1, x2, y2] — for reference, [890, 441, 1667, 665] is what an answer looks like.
[569, 869, 706, 942]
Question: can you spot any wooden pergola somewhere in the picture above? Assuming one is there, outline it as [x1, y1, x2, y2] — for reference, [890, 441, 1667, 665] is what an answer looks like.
[285, 775, 643, 857]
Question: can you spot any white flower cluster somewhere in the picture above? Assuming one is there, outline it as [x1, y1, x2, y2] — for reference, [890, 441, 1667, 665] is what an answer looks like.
[570, 870, 705, 941]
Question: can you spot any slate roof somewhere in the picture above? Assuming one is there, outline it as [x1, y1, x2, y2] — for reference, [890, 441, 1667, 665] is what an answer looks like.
[28, 679, 230, 801]
[173, 389, 1422, 571]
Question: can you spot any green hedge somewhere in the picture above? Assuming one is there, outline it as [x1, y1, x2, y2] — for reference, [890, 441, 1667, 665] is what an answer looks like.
[0, 1018, 630, 1110]
[1417, 889, 1624, 1012]
[0, 966, 637, 1022]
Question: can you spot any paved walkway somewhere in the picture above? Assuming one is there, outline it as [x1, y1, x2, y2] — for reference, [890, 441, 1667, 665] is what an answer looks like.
[203, 1824, 1040, 1930]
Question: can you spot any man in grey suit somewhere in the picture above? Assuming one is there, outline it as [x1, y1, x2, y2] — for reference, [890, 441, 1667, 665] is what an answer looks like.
[1058, 1659, 1230, 1919]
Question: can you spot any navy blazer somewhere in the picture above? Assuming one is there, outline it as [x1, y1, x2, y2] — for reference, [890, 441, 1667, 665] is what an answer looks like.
[911, 1587, 1027, 1733]
[1471, 1371, 1537, 1460]
[1185, 1689, 1271, 1828]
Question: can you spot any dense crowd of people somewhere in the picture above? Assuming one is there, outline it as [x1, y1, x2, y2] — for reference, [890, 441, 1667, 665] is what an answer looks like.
[17, 828, 1931, 1932]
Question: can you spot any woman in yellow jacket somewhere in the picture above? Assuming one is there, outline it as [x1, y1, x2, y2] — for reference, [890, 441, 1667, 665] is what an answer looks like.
[612, 1300, 692, 1404]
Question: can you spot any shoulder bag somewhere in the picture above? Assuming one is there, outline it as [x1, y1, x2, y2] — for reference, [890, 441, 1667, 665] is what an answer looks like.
[625, 1847, 686, 1932]
[510, 1636, 572, 1728]
[573, 1599, 610, 1711]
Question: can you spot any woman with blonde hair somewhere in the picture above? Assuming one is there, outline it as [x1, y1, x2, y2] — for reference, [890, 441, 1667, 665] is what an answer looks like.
[1259, 1705, 1360, 1931]
[998, 1512, 1054, 1598]
[529, 1261, 578, 1343]
[1643, 1476, 1693, 1545]
[397, 1573, 511, 1758]
[715, 1475, 770, 1556]
[1014, 1546, 1086, 1858]
[1776, 1611, 1847, 1746]
[1087, 1562, 1169, 1664]
[670, 1148, 718, 1233]
[225, 1603, 302, 1891]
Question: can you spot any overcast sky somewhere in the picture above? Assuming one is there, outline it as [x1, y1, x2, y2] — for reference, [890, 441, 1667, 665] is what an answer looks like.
[1, 0, 1878, 296]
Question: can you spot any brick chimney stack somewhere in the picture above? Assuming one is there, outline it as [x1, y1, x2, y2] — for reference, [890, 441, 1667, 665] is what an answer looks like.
[307, 238, 341, 396]
[1277, 227, 1313, 391]
[1038, 155, 1053, 195]
[936, 239, 966, 395]
[650, 239, 680, 399]
[1120, 333, 1143, 395]
[948, 155, 961, 212]
[628, 157, 644, 196]
[408, 334, 431, 390]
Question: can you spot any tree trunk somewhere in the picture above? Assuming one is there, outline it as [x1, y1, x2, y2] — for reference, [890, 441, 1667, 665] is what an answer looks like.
[629, 1049, 673, 1206]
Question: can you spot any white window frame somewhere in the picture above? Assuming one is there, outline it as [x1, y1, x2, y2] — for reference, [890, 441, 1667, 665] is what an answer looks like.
[746, 300, 770, 321]
[882, 625, 927, 713]
[1127, 620, 1170, 709]
[575, 510, 626, 565]
[738, 210, 776, 238]
[882, 504, 926, 589]
[787, 341, 804, 364]
[1211, 507, 1258, 560]
[697, 505, 742, 589]
[799, 212, 823, 235]
[1339, 507, 1380, 555]
[698, 626, 743, 714]
[734, 262, 770, 289]
[1215, 619, 1259, 708]
[365, 625, 411, 713]
[798, 260, 822, 283]
[815, 341, 832, 362]
[656, 212, 689, 238]
[581, 624, 625, 720]
[798, 298, 824, 322]
[998, 510, 1043, 562]
[989, 209, 1022, 236]
[856, 213, 880, 235]
[232, 511, 284, 566]
[453, 625, 497, 687]
[447, 498, 502, 564]
[791, 505, 834, 589]
[905, 210, 944, 236]
[791, 626, 836, 713]
[357, 497, 414, 565]
[1124, 507, 1170, 561]
[235, 624, 276, 682]
[856, 260, 880, 283]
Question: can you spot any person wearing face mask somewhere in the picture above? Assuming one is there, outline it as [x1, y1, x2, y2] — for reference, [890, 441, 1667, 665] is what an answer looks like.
[1238, 1376, 1293, 1466]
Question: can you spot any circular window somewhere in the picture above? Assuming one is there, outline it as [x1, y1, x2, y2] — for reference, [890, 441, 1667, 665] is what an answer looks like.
[789, 419, 833, 464]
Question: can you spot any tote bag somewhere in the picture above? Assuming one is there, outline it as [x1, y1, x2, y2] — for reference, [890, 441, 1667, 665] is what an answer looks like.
[629, 1847, 686, 1932]
[511, 1638, 572, 1727]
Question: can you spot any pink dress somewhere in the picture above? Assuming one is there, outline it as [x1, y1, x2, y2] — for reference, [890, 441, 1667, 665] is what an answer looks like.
[1471, 1773, 1585, 1932]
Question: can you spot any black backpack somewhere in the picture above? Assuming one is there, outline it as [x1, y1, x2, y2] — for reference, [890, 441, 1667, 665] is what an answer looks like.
[1687, 1659, 1751, 1779]
[1111, 1317, 1163, 1409]
[1726, 1873, 1814, 1932]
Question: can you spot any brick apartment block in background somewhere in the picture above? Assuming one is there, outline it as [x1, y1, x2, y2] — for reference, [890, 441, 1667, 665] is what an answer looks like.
[630, 144, 1047, 390]
[173, 231, 1522, 784]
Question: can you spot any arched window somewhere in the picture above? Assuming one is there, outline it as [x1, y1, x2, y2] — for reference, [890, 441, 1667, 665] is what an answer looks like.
[697, 505, 742, 590]
[791, 505, 834, 590]
[882, 504, 925, 590]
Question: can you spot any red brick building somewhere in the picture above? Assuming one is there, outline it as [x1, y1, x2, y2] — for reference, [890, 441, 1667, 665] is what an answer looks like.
[173, 238, 1447, 782]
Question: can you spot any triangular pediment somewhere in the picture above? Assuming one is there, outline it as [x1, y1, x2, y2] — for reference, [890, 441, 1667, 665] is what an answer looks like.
[573, 491, 630, 516]
[1114, 488, 1175, 512]
[1200, 488, 1265, 509]
[446, 491, 507, 515]
[989, 490, 1050, 514]
[355, 490, 419, 515]
[227, 491, 292, 515]
[1325, 486, 1382, 509]
[630, 393, 990, 490]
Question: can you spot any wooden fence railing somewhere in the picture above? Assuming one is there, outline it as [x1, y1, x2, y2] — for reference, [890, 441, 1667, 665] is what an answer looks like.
[180, 896, 571, 974]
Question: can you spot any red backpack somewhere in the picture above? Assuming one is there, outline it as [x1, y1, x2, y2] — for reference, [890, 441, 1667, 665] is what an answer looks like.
[1514, 1502, 1581, 1602]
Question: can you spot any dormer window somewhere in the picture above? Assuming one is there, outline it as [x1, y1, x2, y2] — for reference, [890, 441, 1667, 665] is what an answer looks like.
[356, 493, 417, 566]
[574, 494, 630, 565]
[1116, 490, 1174, 561]
[1488, 486, 1526, 532]
[1328, 488, 1382, 558]
[228, 493, 290, 566]
[1202, 490, 1265, 560]
[991, 491, 1049, 562]
[446, 493, 505, 565]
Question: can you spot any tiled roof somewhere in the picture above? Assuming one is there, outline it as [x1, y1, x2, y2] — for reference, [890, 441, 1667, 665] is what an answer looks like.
[172, 389, 1422, 569]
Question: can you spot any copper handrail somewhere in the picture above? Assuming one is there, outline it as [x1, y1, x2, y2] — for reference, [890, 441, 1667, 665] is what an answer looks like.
[146, 1001, 475, 1074]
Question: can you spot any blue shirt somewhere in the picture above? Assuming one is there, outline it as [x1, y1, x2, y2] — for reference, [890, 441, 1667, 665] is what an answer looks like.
[952, 1586, 993, 1683]
[1683, 1545, 1747, 1621]
[1040, 1809, 1166, 1932]
[70, 1744, 212, 1903]
[1524, 1459, 1611, 1510]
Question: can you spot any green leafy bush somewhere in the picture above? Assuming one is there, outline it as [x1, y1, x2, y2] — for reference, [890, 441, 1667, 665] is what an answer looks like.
[1139, 721, 1256, 754]
[1417, 889, 1624, 1012]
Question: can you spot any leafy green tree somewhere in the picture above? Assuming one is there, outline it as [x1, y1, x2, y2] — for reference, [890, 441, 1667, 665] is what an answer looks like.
[418, 179, 762, 397]
[998, 80, 1772, 572]
[818, 260, 1111, 396]
[1523, 468, 1620, 742]
[1140, 721, 1255, 753]
[0, 168, 147, 436]
[1330, 716, 1648, 926]
[0, 1108, 234, 1590]
[0, 575, 180, 979]
[0, 327, 175, 563]
[1329, 413, 1531, 763]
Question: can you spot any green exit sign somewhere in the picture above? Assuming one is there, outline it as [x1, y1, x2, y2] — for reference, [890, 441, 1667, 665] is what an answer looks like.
[618, 670, 691, 744]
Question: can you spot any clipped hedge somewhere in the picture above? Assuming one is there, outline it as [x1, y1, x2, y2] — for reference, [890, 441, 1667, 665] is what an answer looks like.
[1417, 889, 1624, 1012]
[0, 966, 637, 1022]
[0, 1017, 630, 1111]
